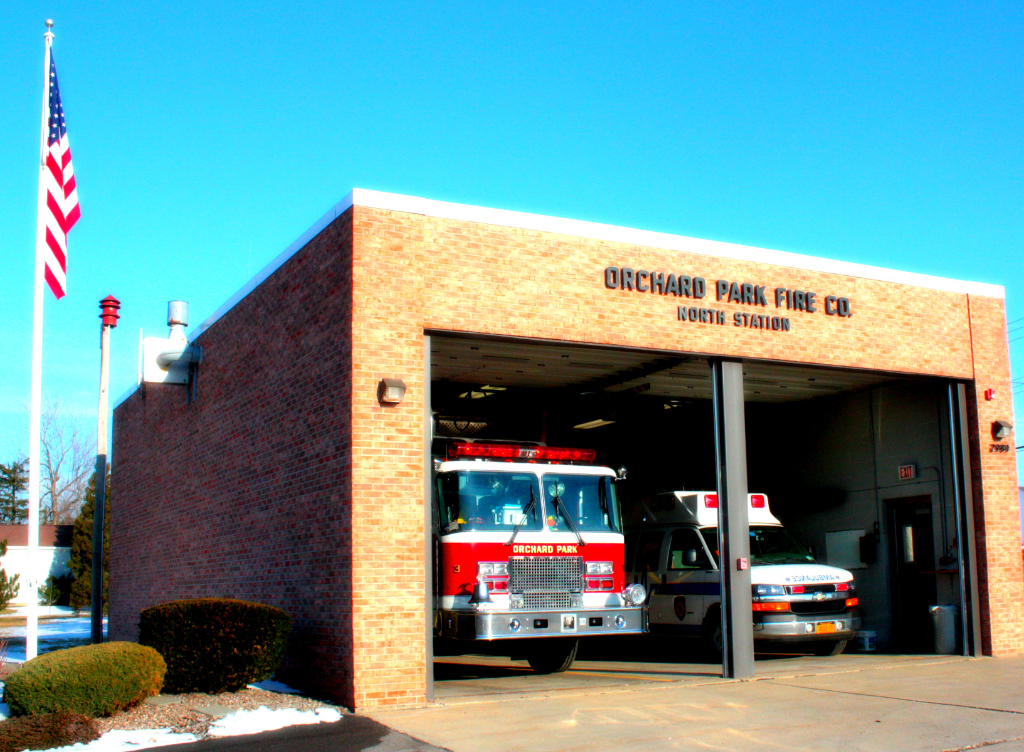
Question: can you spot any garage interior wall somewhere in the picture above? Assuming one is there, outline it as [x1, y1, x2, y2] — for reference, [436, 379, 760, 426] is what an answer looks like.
[747, 381, 959, 650]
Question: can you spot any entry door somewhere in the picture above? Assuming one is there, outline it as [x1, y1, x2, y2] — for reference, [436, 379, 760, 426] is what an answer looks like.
[887, 497, 938, 653]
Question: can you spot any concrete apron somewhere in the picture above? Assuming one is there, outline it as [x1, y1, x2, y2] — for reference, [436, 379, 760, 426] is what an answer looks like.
[368, 653, 1024, 752]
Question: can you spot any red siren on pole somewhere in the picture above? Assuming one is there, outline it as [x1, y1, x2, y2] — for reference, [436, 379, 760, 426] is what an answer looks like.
[100, 295, 121, 328]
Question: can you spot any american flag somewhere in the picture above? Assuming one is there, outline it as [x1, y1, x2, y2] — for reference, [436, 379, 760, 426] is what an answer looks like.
[42, 51, 79, 299]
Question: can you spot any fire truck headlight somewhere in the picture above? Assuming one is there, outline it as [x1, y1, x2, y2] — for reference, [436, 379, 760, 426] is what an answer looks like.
[624, 583, 646, 607]
[478, 562, 508, 576]
[586, 561, 614, 575]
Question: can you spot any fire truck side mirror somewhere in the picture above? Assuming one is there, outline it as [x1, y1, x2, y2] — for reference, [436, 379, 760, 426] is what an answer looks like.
[616, 466, 628, 481]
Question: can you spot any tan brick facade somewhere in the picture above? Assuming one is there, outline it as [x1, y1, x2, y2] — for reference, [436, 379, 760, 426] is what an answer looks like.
[112, 195, 1021, 711]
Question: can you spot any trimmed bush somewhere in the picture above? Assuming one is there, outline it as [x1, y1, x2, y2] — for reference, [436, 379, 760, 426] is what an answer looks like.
[0, 711, 99, 751]
[138, 598, 291, 694]
[3, 642, 165, 718]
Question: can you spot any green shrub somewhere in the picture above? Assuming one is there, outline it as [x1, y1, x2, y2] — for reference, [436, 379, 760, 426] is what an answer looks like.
[138, 598, 291, 694]
[0, 711, 99, 751]
[3, 642, 165, 718]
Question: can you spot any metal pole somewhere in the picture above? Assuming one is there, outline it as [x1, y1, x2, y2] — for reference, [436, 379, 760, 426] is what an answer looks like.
[711, 358, 754, 679]
[423, 334, 434, 702]
[948, 382, 982, 656]
[93, 296, 120, 643]
[26, 19, 56, 663]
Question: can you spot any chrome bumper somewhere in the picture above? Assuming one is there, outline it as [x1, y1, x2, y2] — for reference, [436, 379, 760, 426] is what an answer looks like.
[753, 609, 862, 642]
[440, 607, 647, 640]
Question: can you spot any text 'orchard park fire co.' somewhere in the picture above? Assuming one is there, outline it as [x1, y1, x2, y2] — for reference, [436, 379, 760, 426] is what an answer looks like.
[603, 266, 853, 332]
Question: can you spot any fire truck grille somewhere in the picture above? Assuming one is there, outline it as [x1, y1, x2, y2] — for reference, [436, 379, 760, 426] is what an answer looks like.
[522, 593, 573, 610]
[509, 556, 583, 597]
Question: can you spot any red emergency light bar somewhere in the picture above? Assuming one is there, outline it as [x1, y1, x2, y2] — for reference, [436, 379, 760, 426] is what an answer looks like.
[705, 493, 768, 509]
[447, 442, 597, 463]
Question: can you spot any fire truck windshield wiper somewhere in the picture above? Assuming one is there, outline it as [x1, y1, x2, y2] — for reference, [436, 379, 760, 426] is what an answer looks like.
[504, 485, 537, 547]
[551, 495, 586, 547]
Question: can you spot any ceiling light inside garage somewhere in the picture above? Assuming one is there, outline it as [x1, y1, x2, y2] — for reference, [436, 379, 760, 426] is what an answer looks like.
[574, 418, 616, 430]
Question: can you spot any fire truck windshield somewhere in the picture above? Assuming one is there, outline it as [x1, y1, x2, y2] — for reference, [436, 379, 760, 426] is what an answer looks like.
[542, 474, 621, 533]
[437, 472, 543, 534]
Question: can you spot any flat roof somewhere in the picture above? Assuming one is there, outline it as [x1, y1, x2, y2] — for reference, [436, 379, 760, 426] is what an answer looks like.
[114, 189, 1004, 409]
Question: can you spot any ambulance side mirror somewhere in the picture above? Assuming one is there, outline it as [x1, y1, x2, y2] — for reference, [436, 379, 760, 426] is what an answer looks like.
[615, 466, 628, 481]
[685, 549, 698, 566]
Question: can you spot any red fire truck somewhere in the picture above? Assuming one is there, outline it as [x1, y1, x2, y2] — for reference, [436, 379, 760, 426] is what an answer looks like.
[433, 440, 647, 673]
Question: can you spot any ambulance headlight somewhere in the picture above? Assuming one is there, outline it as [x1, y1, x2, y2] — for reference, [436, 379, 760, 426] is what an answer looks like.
[624, 583, 646, 606]
[753, 584, 785, 597]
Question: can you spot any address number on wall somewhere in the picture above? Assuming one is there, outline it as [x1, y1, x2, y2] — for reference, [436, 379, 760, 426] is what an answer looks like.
[989, 444, 1010, 453]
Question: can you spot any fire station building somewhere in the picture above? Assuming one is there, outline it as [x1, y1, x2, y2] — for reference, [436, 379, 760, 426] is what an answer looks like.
[110, 189, 1022, 711]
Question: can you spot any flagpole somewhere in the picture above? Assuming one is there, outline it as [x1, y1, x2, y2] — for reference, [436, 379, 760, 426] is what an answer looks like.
[27, 19, 55, 662]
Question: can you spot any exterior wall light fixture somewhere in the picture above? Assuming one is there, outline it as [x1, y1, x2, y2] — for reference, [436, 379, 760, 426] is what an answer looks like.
[992, 420, 1013, 440]
[378, 378, 407, 405]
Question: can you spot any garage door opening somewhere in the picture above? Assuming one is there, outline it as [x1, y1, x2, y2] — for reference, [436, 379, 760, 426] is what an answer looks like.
[425, 333, 979, 700]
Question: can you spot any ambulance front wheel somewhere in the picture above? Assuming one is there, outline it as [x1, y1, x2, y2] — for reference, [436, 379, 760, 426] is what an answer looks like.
[702, 606, 723, 660]
[526, 637, 579, 674]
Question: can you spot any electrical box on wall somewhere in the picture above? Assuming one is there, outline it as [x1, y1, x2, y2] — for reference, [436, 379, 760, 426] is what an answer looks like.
[825, 529, 868, 569]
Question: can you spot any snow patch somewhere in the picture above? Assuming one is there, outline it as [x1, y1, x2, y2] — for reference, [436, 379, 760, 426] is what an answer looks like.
[46, 728, 199, 751]
[208, 706, 342, 737]
[247, 679, 303, 694]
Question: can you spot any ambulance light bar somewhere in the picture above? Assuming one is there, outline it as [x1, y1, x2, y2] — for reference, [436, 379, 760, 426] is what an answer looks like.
[447, 442, 596, 462]
[704, 493, 769, 509]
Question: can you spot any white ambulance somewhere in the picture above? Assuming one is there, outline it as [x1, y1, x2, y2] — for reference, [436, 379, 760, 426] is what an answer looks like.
[626, 491, 862, 656]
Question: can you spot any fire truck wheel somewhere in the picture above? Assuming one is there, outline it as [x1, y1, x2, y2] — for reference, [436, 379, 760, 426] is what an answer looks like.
[809, 639, 848, 657]
[701, 606, 723, 660]
[526, 637, 579, 674]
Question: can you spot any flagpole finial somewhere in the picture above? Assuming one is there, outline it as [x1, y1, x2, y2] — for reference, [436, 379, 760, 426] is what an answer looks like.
[44, 19, 54, 41]
[45, 19, 53, 28]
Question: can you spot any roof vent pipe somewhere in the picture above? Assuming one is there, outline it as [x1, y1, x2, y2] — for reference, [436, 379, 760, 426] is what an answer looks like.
[156, 301, 200, 370]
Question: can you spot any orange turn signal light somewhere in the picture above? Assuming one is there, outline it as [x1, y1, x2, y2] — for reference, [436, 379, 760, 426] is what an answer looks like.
[846, 597, 859, 607]
[752, 602, 790, 612]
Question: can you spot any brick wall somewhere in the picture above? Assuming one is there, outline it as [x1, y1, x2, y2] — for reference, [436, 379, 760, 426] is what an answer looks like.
[964, 295, 1023, 655]
[113, 199, 1021, 711]
[111, 210, 355, 705]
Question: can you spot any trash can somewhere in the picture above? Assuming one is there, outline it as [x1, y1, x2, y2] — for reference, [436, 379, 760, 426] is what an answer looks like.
[930, 605, 960, 654]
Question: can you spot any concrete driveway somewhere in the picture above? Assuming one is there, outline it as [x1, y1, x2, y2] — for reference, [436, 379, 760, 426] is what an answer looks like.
[368, 646, 1024, 752]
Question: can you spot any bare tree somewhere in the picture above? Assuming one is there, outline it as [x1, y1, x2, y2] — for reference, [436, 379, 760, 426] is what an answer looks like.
[39, 398, 94, 525]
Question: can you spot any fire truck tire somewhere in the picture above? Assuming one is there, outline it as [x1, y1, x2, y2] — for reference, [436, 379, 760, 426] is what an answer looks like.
[809, 639, 848, 657]
[701, 606, 723, 660]
[526, 638, 579, 674]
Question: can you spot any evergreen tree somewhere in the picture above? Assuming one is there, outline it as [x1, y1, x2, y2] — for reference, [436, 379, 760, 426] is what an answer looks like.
[0, 460, 28, 524]
[69, 471, 110, 612]
[0, 539, 21, 611]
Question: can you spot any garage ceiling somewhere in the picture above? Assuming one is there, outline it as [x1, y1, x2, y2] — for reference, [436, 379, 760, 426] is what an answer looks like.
[430, 334, 909, 404]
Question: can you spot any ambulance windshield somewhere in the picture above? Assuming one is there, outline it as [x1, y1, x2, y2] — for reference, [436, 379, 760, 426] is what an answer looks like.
[748, 526, 816, 565]
[436, 471, 543, 535]
[542, 474, 621, 533]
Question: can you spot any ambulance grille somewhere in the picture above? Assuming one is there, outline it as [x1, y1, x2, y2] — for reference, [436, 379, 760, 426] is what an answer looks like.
[790, 601, 847, 615]
[509, 556, 583, 596]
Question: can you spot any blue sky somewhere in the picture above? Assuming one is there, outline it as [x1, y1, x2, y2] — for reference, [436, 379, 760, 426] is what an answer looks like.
[1, 2, 1021, 486]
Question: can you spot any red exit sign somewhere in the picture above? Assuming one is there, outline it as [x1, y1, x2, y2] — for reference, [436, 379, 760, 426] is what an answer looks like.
[898, 464, 917, 480]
